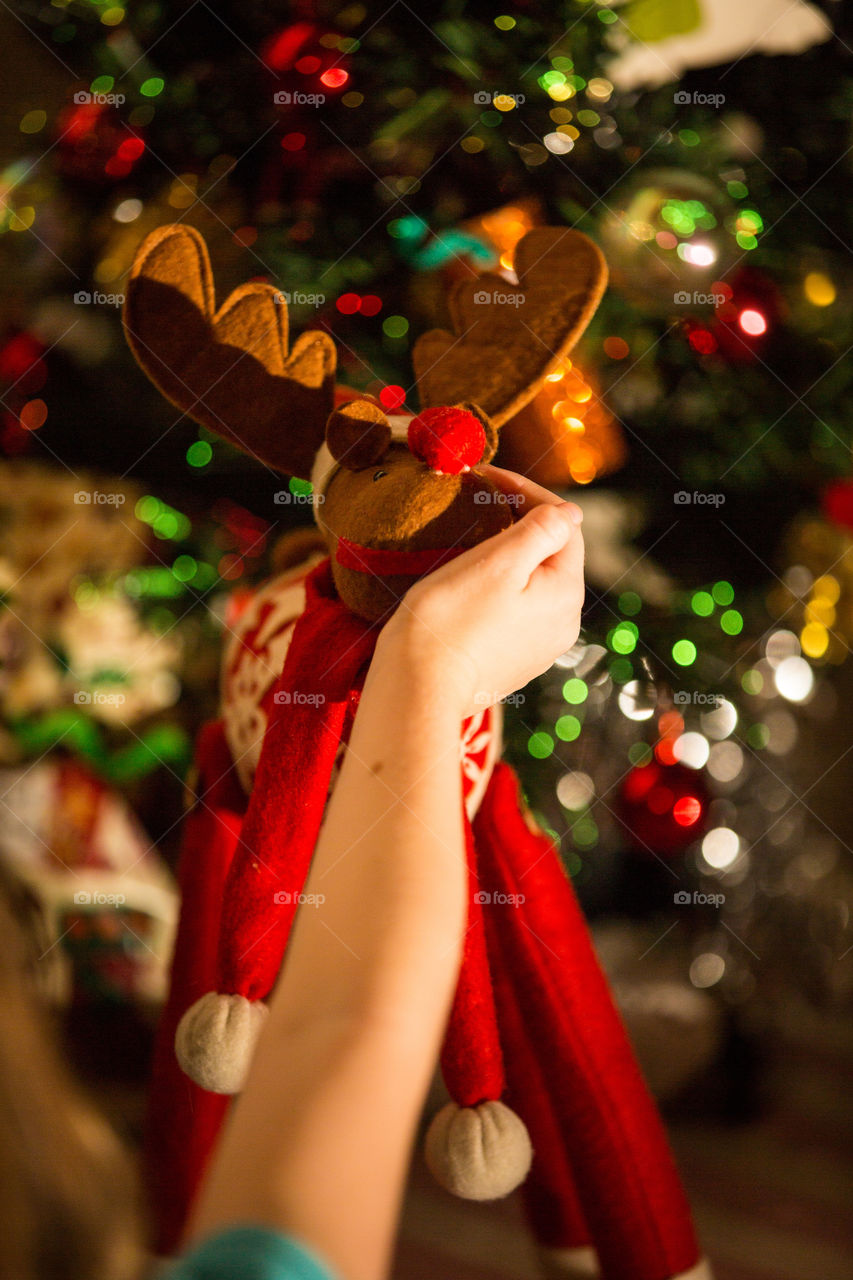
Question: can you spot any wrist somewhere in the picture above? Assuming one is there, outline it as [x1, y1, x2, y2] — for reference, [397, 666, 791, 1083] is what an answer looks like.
[372, 615, 475, 717]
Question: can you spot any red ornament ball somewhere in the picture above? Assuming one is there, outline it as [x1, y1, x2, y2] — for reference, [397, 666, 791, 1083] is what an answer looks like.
[407, 406, 485, 475]
[619, 760, 708, 857]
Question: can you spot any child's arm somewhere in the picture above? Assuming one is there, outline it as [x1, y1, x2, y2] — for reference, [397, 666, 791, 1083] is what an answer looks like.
[188, 474, 585, 1280]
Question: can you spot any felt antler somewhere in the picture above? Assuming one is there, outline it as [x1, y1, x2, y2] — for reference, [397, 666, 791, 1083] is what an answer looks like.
[413, 228, 607, 427]
[123, 225, 337, 479]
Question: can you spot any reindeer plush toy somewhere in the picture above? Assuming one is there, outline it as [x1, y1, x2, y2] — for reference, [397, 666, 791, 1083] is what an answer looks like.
[126, 224, 710, 1280]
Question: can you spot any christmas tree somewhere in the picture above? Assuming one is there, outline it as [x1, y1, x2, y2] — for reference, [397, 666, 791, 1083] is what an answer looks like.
[1, 0, 852, 1025]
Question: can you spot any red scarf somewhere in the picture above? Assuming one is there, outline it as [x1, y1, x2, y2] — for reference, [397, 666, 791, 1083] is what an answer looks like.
[216, 558, 381, 999]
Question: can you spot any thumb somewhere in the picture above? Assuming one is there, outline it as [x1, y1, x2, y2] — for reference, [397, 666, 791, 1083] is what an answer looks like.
[487, 503, 579, 584]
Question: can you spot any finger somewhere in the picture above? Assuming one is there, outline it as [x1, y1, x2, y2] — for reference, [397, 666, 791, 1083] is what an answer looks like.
[478, 464, 583, 525]
[481, 502, 578, 586]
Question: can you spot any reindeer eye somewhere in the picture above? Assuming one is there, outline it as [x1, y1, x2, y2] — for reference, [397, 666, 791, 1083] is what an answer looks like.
[373, 469, 388, 481]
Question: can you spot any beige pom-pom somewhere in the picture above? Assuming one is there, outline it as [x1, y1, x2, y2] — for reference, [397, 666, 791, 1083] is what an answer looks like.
[175, 992, 268, 1094]
[424, 1099, 532, 1200]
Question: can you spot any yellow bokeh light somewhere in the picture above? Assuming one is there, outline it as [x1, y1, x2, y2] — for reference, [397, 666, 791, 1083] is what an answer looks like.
[804, 271, 836, 307]
[806, 598, 835, 626]
[801, 622, 829, 659]
[493, 94, 517, 112]
[547, 83, 574, 101]
[813, 574, 840, 604]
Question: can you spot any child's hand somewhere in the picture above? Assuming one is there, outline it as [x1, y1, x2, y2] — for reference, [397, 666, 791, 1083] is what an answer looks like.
[378, 466, 585, 717]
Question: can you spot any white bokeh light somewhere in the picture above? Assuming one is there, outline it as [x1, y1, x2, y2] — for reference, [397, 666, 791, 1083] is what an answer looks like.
[617, 680, 656, 721]
[774, 656, 814, 703]
[673, 732, 710, 769]
[701, 698, 737, 740]
[701, 827, 740, 869]
[557, 771, 595, 811]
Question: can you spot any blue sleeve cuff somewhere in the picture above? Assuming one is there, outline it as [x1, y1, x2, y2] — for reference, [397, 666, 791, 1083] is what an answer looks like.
[164, 1224, 339, 1280]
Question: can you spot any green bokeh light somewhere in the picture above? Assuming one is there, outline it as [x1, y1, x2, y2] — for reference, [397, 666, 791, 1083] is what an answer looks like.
[555, 714, 581, 742]
[562, 678, 588, 704]
[186, 440, 212, 468]
[608, 621, 638, 654]
[383, 315, 409, 338]
[528, 731, 554, 759]
[672, 639, 697, 666]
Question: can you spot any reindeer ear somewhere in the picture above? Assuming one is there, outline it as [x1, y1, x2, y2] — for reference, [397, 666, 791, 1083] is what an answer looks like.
[326, 399, 391, 470]
[455, 402, 498, 463]
[413, 228, 606, 427]
[123, 224, 336, 479]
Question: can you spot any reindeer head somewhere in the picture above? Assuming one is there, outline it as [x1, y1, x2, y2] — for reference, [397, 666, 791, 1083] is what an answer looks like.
[124, 224, 606, 622]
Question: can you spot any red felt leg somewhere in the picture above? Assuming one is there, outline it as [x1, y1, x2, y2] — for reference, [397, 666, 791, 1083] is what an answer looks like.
[476, 847, 592, 1254]
[474, 763, 701, 1280]
[143, 722, 244, 1254]
[438, 813, 505, 1107]
[425, 812, 534, 1202]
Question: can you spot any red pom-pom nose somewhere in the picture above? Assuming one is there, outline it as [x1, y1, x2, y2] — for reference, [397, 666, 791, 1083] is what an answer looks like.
[407, 406, 485, 475]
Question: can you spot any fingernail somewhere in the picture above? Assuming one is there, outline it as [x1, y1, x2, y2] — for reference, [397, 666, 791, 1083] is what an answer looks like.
[560, 502, 583, 525]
